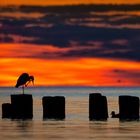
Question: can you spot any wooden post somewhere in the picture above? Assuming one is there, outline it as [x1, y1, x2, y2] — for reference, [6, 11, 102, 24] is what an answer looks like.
[119, 95, 139, 120]
[11, 94, 33, 119]
[89, 93, 108, 120]
[2, 103, 12, 118]
[42, 96, 65, 120]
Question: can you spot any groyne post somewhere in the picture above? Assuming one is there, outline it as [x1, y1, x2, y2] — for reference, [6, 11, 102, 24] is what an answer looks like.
[89, 93, 108, 120]
[119, 95, 139, 120]
[11, 94, 33, 119]
[2, 103, 12, 118]
[42, 96, 65, 120]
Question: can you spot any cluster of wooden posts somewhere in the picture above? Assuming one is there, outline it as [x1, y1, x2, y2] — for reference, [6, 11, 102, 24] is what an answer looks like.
[2, 93, 140, 121]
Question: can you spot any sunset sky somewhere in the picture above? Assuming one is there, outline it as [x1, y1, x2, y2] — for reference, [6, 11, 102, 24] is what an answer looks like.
[0, 1, 140, 87]
[0, 0, 140, 5]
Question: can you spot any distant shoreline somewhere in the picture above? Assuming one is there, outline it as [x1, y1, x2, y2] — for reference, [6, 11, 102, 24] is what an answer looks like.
[0, 86, 140, 88]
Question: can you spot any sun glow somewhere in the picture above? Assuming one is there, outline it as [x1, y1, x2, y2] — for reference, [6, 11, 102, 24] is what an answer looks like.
[0, 0, 140, 6]
[0, 1, 140, 87]
[0, 57, 140, 87]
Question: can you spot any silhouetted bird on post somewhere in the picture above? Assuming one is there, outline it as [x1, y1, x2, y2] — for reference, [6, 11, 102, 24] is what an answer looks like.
[15, 73, 34, 94]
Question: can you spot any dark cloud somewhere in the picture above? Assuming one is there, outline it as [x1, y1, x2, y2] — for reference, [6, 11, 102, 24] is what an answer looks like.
[0, 35, 14, 42]
[53, 45, 140, 61]
[0, 4, 140, 61]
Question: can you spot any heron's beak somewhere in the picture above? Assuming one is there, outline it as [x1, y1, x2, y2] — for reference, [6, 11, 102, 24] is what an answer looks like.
[32, 79, 34, 85]
[25, 81, 30, 87]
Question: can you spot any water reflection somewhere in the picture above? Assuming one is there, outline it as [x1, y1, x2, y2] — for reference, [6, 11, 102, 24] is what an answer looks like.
[0, 87, 140, 140]
[89, 119, 140, 139]
[13, 120, 33, 131]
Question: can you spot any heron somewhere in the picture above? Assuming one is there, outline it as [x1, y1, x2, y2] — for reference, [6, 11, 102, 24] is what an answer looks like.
[15, 73, 34, 94]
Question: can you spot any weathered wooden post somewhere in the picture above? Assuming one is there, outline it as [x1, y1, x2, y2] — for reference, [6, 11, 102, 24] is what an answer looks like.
[11, 94, 33, 119]
[119, 95, 139, 120]
[42, 96, 65, 120]
[89, 93, 108, 120]
[2, 103, 12, 118]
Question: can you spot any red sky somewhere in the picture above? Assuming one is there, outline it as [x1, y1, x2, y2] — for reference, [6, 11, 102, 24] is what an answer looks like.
[0, 0, 140, 6]
[0, 2, 140, 87]
[0, 44, 140, 87]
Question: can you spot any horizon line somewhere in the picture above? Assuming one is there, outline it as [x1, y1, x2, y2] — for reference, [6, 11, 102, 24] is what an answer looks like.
[0, 85, 140, 88]
[1, 3, 140, 7]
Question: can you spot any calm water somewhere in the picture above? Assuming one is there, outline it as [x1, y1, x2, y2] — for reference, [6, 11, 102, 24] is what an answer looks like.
[0, 86, 140, 140]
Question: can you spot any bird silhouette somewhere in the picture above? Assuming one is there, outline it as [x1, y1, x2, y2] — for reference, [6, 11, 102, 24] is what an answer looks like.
[15, 73, 34, 94]
[111, 111, 119, 118]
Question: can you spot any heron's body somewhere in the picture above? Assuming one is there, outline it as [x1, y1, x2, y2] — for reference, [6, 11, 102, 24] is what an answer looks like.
[15, 73, 30, 88]
[15, 73, 34, 94]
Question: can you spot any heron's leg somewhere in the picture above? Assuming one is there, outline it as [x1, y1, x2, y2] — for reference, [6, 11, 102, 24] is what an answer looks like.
[22, 86, 24, 94]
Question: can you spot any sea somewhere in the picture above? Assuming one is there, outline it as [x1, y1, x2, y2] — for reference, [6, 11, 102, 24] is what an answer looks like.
[0, 86, 140, 140]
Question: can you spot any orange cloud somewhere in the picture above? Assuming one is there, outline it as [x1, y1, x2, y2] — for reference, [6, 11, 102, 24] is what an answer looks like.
[0, 44, 140, 87]
[0, 57, 140, 87]
[0, 0, 140, 6]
